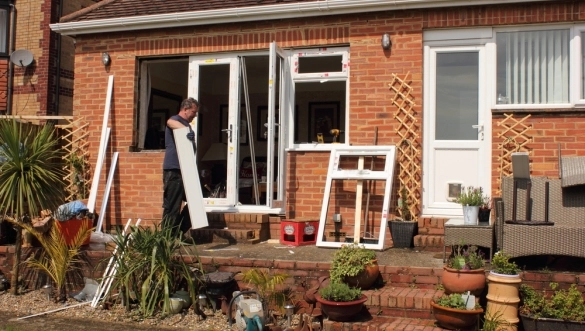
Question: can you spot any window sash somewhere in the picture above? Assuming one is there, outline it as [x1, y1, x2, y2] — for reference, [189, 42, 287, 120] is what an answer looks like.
[496, 29, 570, 105]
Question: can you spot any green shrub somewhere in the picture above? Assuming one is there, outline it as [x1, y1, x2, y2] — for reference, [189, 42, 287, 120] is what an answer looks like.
[318, 282, 362, 302]
[330, 243, 377, 283]
[519, 283, 585, 321]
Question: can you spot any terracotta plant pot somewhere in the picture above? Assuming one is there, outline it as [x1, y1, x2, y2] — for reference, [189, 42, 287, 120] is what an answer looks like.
[442, 266, 486, 296]
[315, 293, 367, 322]
[430, 301, 483, 330]
[486, 271, 521, 331]
[345, 260, 380, 290]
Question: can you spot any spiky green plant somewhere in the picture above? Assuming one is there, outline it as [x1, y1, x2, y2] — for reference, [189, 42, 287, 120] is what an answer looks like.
[5, 217, 93, 302]
[241, 268, 291, 313]
[0, 119, 65, 295]
[104, 224, 203, 318]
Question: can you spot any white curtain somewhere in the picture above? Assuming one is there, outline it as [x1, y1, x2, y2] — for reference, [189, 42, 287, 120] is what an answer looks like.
[497, 29, 569, 104]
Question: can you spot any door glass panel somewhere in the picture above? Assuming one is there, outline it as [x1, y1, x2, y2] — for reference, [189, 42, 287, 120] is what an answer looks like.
[199, 64, 229, 197]
[435, 52, 479, 141]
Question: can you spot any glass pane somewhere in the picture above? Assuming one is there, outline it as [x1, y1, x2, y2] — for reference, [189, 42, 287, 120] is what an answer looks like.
[0, 9, 6, 54]
[293, 81, 346, 143]
[496, 29, 569, 104]
[298, 55, 343, 73]
[435, 52, 479, 141]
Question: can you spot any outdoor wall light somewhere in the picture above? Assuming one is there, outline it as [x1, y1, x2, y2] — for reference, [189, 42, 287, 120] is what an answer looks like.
[101, 52, 111, 66]
[381, 33, 392, 50]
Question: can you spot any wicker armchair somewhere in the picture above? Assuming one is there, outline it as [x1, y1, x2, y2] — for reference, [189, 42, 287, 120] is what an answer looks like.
[496, 176, 585, 258]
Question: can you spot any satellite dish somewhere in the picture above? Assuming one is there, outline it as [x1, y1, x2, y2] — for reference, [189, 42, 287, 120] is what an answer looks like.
[10, 49, 34, 67]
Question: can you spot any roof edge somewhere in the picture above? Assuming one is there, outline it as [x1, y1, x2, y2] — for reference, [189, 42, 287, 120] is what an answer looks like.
[50, 0, 555, 36]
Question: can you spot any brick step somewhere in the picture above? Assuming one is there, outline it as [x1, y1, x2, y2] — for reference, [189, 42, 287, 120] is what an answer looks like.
[323, 316, 445, 331]
[319, 287, 446, 331]
[414, 234, 444, 248]
[190, 228, 259, 244]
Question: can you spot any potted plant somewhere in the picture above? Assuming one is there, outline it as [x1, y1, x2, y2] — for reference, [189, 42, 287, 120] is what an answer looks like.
[314, 281, 367, 322]
[330, 243, 379, 290]
[442, 244, 486, 296]
[453, 186, 486, 225]
[519, 282, 585, 331]
[479, 196, 492, 223]
[430, 293, 483, 330]
[4, 217, 93, 302]
[389, 186, 418, 248]
[486, 251, 522, 331]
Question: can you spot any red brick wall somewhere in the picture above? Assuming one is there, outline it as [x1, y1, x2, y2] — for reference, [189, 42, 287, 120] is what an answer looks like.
[72, 2, 585, 228]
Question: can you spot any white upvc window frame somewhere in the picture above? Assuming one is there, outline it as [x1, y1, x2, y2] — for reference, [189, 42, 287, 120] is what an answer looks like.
[572, 25, 585, 107]
[492, 23, 585, 110]
[288, 46, 350, 151]
[426, 24, 585, 110]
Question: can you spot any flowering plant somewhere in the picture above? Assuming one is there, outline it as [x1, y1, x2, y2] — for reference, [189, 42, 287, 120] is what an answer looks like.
[453, 186, 487, 207]
[447, 244, 485, 270]
[490, 251, 519, 275]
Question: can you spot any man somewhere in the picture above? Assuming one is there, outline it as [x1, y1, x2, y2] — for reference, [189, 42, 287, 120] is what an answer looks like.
[162, 97, 199, 235]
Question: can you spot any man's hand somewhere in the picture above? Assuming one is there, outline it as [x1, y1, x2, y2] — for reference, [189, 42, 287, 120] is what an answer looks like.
[186, 131, 195, 141]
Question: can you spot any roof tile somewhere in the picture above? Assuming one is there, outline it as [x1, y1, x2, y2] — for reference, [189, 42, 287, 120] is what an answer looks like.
[61, 0, 318, 23]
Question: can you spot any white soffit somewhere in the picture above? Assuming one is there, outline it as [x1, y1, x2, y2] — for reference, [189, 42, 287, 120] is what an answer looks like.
[51, 0, 553, 36]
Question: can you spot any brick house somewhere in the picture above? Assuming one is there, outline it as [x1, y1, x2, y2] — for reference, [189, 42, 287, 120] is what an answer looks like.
[49, 0, 585, 247]
[0, 0, 95, 117]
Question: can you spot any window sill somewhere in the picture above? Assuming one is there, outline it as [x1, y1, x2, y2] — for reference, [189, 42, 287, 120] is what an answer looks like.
[491, 107, 585, 114]
[286, 143, 348, 152]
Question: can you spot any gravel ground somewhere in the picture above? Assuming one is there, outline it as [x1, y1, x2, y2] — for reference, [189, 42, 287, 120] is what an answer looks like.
[0, 289, 300, 331]
[0, 241, 444, 331]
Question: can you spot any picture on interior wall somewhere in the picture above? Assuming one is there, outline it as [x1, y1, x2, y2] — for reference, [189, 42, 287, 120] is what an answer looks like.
[152, 109, 169, 132]
[308, 102, 340, 143]
[220, 104, 248, 145]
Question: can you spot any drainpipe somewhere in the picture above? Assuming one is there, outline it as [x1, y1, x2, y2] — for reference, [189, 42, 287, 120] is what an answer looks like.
[6, 3, 15, 114]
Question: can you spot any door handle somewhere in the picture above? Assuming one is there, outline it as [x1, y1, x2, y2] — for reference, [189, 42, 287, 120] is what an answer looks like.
[472, 124, 484, 140]
[221, 125, 232, 143]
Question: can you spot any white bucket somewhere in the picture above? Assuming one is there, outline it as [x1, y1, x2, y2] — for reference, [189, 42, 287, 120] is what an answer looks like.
[462, 205, 480, 225]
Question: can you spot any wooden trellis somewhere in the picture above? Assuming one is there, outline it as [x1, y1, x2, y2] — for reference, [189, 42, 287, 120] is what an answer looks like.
[388, 72, 421, 220]
[59, 117, 91, 202]
[496, 113, 533, 195]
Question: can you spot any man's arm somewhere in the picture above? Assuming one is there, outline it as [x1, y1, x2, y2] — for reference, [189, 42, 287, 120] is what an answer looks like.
[167, 118, 189, 130]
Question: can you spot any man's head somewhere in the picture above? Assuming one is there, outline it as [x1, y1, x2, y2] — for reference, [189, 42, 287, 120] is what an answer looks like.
[179, 97, 200, 122]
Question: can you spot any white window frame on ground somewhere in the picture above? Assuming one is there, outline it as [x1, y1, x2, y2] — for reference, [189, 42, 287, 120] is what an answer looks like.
[288, 47, 350, 151]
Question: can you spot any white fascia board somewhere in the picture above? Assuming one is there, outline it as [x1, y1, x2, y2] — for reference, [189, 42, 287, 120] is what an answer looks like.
[50, 0, 553, 36]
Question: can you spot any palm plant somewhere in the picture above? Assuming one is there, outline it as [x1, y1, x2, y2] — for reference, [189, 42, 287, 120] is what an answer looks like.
[0, 119, 65, 295]
[104, 224, 203, 317]
[241, 268, 291, 313]
[4, 217, 93, 302]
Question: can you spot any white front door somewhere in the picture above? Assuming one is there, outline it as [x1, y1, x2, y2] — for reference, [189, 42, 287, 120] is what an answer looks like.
[423, 45, 491, 216]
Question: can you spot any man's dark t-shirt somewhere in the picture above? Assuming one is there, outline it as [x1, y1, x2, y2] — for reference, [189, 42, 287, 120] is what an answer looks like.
[162, 115, 190, 170]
